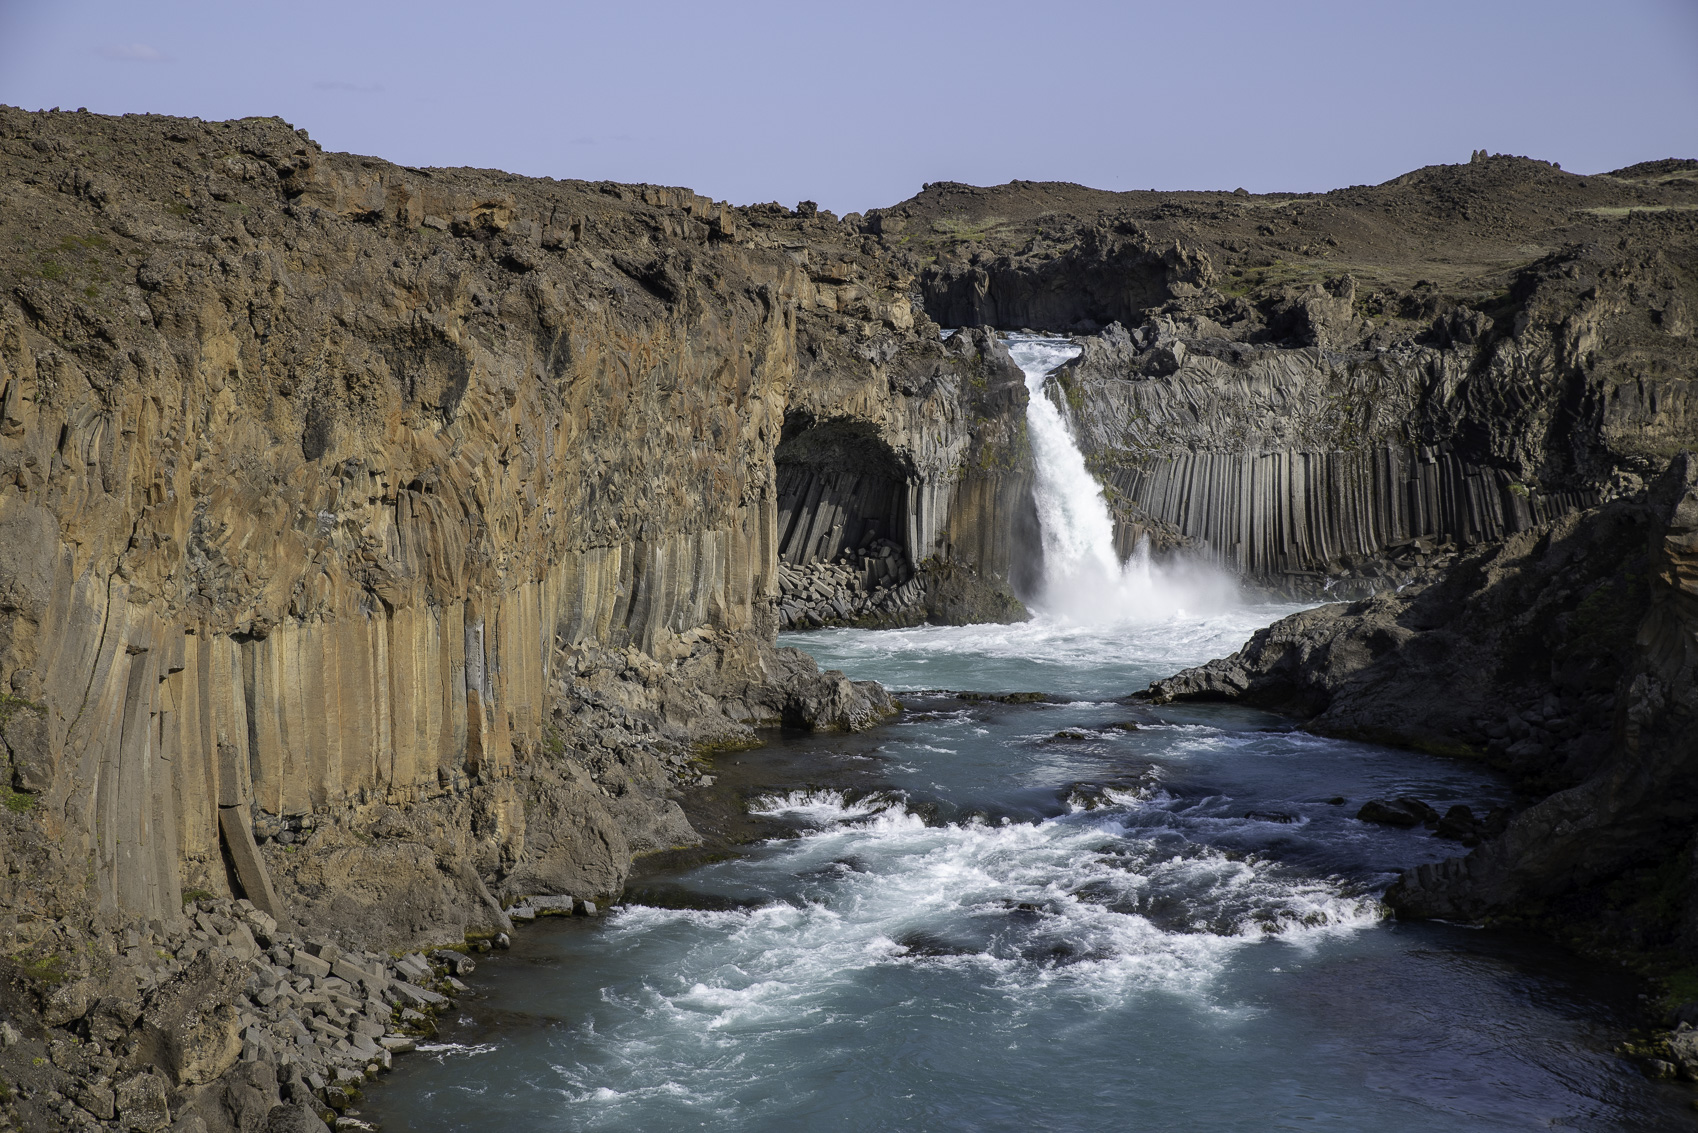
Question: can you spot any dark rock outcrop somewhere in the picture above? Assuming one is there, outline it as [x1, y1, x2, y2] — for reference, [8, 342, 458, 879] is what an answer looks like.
[1148, 455, 1698, 936]
[1047, 317, 1601, 589]
[776, 325, 1037, 626]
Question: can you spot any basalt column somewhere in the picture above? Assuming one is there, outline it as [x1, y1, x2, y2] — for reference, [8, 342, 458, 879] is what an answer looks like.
[772, 415, 927, 626]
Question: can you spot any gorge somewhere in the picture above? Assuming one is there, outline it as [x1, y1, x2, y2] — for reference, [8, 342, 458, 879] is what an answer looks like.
[0, 104, 1696, 1131]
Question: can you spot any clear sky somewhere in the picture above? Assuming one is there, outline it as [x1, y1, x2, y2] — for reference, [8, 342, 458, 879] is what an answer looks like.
[1, 0, 1694, 214]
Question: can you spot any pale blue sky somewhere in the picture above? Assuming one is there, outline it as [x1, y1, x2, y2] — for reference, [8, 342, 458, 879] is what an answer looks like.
[1, 0, 1694, 214]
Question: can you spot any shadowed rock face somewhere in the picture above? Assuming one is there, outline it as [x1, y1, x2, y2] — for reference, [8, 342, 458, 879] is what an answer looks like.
[777, 325, 1036, 627]
[1047, 321, 1604, 587]
[1385, 456, 1698, 928]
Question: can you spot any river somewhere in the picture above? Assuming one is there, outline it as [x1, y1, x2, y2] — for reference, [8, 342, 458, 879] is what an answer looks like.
[363, 337, 1688, 1131]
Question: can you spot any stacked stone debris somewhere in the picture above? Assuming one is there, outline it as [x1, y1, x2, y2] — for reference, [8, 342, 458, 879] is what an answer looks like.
[776, 539, 924, 629]
[0, 895, 603, 1133]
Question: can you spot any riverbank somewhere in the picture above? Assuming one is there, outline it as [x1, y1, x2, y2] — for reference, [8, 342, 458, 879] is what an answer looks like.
[1147, 454, 1698, 1070]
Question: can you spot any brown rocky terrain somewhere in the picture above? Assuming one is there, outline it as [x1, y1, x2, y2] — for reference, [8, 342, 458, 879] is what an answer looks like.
[0, 106, 1032, 1131]
[0, 100, 1695, 1130]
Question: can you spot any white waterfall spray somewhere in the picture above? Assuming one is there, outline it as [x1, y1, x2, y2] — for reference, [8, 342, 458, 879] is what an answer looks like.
[1006, 334, 1239, 623]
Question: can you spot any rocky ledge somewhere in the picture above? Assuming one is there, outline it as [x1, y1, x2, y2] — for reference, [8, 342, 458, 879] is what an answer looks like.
[775, 539, 923, 629]
[0, 892, 524, 1133]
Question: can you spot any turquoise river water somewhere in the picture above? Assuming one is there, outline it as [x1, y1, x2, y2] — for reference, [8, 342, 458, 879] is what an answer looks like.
[362, 612, 1692, 1132]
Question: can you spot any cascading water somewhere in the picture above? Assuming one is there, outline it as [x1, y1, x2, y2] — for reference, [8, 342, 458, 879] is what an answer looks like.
[1007, 334, 1239, 624]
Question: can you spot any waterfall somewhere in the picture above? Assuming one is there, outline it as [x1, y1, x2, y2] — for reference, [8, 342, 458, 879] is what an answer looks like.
[1004, 334, 1239, 623]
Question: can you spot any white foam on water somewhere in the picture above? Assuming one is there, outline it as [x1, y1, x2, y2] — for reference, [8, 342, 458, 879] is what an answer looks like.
[592, 788, 1381, 1035]
[1005, 333, 1243, 626]
[746, 788, 896, 826]
[783, 602, 1302, 696]
[415, 1041, 501, 1057]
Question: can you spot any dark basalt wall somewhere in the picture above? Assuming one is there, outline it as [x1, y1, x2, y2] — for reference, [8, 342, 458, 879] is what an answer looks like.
[1047, 321, 1614, 587]
[1146, 455, 1698, 960]
[775, 417, 911, 565]
[1096, 446, 1596, 579]
[868, 163, 1698, 593]
[919, 230, 1209, 334]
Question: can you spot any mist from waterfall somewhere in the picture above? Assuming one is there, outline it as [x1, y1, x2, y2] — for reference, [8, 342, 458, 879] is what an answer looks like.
[1006, 334, 1239, 624]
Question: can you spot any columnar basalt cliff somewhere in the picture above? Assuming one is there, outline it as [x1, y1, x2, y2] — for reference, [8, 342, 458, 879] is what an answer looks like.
[777, 324, 1035, 625]
[863, 161, 1698, 1019]
[867, 163, 1698, 592]
[1046, 319, 1603, 586]
[1, 102, 1697, 1130]
[1146, 454, 1698, 959]
[0, 106, 1058, 942]
[0, 107, 1062, 1131]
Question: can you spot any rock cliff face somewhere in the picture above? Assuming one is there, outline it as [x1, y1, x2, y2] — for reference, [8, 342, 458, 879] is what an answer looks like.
[1047, 319, 1601, 586]
[0, 106, 1037, 963]
[777, 325, 1035, 625]
[865, 161, 1698, 592]
[863, 162, 1698, 996]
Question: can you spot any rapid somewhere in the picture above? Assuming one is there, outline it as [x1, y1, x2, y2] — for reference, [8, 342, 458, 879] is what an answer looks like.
[365, 337, 1687, 1131]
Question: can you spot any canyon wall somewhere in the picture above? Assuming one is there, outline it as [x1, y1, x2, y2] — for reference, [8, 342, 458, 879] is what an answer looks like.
[0, 109, 1695, 1131]
[1047, 318, 1603, 586]
[777, 324, 1036, 624]
[868, 163, 1698, 591]
[1146, 454, 1698, 956]
[864, 164, 1698, 965]
[0, 108, 1029, 954]
[0, 116, 1692, 957]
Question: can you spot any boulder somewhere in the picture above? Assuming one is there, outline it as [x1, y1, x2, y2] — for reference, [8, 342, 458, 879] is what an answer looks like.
[1667, 1026, 1698, 1078]
[261, 1104, 331, 1133]
[1433, 805, 1480, 843]
[1356, 798, 1438, 828]
[73, 1076, 117, 1120]
[115, 1070, 172, 1133]
[41, 977, 94, 1026]
[138, 952, 247, 1086]
[289, 950, 332, 980]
